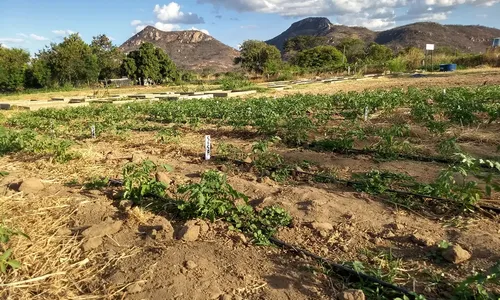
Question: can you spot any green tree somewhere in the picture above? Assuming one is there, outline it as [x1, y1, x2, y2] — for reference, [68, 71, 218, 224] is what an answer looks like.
[122, 42, 177, 85]
[292, 46, 344, 69]
[121, 56, 137, 81]
[235, 40, 282, 74]
[47, 33, 99, 86]
[336, 38, 366, 63]
[0, 47, 30, 92]
[90, 34, 124, 80]
[284, 36, 328, 53]
[402, 47, 425, 70]
[366, 43, 393, 63]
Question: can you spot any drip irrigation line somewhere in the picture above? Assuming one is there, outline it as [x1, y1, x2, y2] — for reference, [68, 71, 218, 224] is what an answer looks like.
[309, 145, 500, 173]
[269, 237, 418, 299]
[216, 156, 499, 215]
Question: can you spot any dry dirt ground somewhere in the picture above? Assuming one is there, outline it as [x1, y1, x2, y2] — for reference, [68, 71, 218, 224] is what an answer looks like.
[1, 71, 500, 300]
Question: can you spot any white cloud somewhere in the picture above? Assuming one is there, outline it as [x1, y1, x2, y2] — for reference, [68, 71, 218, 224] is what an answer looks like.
[190, 27, 210, 35]
[131, 20, 143, 26]
[197, 0, 500, 29]
[135, 25, 148, 33]
[29, 34, 49, 41]
[154, 22, 181, 31]
[153, 2, 205, 24]
[17, 33, 28, 38]
[0, 43, 10, 48]
[52, 29, 76, 36]
[0, 38, 24, 43]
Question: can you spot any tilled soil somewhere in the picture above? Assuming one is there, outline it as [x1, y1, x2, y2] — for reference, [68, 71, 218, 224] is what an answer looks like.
[1, 125, 499, 299]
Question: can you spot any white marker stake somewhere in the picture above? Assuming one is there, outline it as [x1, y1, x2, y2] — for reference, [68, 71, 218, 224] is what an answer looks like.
[364, 106, 369, 122]
[443, 89, 446, 95]
[91, 125, 96, 139]
[205, 135, 211, 160]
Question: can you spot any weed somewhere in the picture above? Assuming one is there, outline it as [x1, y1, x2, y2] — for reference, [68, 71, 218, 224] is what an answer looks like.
[216, 142, 247, 161]
[342, 249, 417, 299]
[0, 171, 8, 177]
[156, 126, 182, 144]
[352, 170, 416, 195]
[0, 224, 28, 273]
[252, 142, 290, 182]
[438, 240, 453, 249]
[84, 177, 109, 190]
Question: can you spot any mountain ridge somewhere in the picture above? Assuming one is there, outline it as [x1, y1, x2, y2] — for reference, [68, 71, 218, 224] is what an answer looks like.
[266, 17, 500, 53]
[119, 26, 239, 72]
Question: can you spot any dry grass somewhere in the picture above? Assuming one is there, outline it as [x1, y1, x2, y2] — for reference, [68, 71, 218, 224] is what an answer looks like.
[0, 194, 104, 299]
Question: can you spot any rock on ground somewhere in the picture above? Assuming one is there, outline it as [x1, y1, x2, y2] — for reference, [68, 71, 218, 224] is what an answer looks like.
[184, 260, 198, 270]
[338, 289, 365, 300]
[310, 222, 334, 232]
[17, 178, 45, 194]
[148, 215, 174, 239]
[178, 222, 201, 242]
[442, 244, 472, 264]
[81, 220, 123, 239]
[410, 233, 435, 247]
[82, 236, 103, 252]
[155, 172, 171, 185]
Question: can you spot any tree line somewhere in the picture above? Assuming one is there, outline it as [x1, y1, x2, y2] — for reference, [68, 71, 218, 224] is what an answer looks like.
[236, 36, 500, 78]
[0, 34, 188, 93]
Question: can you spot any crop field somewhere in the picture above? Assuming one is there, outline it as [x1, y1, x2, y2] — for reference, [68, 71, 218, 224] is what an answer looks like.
[1, 77, 500, 299]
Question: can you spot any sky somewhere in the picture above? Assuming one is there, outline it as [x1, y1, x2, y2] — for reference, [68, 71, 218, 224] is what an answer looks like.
[1, 0, 500, 54]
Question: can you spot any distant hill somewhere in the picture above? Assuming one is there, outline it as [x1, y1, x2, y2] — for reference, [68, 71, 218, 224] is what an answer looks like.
[120, 26, 239, 72]
[266, 17, 500, 53]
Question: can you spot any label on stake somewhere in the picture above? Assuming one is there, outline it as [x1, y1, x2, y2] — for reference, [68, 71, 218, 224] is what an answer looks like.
[364, 106, 369, 121]
[205, 135, 211, 160]
[91, 125, 96, 139]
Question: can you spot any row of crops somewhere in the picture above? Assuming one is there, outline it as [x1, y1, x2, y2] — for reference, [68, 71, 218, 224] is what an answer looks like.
[4, 86, 500, 141]
[1, 85, 499, 212]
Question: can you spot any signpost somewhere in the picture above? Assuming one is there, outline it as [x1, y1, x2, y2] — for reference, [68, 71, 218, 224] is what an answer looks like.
[426, 44, 435, 72]
[205, 135, 211, 160]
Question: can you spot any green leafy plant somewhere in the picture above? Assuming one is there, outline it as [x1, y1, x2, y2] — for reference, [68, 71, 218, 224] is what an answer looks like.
[252, 141, 290, 182]
[177, 170, 291, 245]
[0, 225, 28, 273]
[122, 160, 171, 204]
[422, 154, 500, 210]
[352, 170, 416, 195]
[453, 263, 500, 300]
[437, 137, 461, 157]
[438, 240, 452, 249]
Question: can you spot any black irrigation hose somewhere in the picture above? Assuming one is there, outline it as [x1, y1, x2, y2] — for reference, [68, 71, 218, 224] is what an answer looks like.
[309, 145, 500, 173]
[313, 147, 454, 164]
[269, 237, 418, 300]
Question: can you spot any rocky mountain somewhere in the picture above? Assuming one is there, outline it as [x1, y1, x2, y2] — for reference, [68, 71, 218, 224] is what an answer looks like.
[120, 26, 239, 72]
[266, 17, 500, 53]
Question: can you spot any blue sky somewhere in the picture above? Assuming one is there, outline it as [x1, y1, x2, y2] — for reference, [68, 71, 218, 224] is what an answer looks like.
[1, 0, 500, 53]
